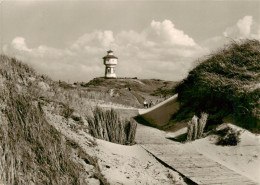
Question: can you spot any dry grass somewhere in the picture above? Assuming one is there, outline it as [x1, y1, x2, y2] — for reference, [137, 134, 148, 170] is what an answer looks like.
[87, 107, 137, 145]
[0, 55, 103, 184]
[186, 113, 208, 141]
[0, 87, 82, 184]
[198, 113, 208, 138]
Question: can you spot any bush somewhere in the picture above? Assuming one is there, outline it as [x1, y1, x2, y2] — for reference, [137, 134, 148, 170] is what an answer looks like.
[216, 127, 241, 146]
[186, 113, 208, 141]
[87, 107, 137, 145]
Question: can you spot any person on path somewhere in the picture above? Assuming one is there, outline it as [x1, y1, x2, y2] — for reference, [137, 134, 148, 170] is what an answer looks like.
[149, 100, 153, 108]
[143, 100, 148, 108]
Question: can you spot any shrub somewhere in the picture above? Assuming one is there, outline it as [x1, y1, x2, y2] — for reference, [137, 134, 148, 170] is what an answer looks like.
[87, 107, 137, 145]
[186, 113, 208, 141]
[216, 127, 241, 146]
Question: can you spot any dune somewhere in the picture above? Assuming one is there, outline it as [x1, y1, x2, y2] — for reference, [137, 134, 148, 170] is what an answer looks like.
[137, 94, 180, 129]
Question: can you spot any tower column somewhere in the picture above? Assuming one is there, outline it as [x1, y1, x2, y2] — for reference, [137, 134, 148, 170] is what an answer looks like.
[102, 50, 118, 78]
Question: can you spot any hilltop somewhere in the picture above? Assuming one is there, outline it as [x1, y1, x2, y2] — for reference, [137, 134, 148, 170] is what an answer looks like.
[173, 39, 260, 132]
[74, 77, 177, 108]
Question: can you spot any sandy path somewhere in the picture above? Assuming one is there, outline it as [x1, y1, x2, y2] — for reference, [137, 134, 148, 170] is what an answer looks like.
[135, 124, 257, 185]
[44, 106, 186, 185]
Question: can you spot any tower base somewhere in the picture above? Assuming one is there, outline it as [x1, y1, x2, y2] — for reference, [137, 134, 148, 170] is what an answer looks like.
[105, 73, 117, 78]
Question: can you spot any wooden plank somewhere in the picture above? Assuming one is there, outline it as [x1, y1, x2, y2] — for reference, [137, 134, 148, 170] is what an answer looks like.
[141, 144, 257, 185]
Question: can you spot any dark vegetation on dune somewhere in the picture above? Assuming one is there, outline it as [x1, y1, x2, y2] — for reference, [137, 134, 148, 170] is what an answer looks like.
[215, 127, 241, 146]
[174, 40, 260, 132]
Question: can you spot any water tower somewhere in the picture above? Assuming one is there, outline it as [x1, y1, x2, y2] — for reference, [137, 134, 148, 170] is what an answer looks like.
[103, 50, 118, 78]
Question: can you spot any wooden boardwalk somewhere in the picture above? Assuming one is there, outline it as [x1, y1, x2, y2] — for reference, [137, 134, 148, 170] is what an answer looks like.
[136, 124, 257, 185]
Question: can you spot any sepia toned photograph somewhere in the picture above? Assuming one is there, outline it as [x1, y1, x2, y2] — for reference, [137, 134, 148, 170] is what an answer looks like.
[0, 0, 259, 184]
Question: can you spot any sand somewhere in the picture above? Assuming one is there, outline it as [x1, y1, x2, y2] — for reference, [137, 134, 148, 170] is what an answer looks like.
[189, 123, 260, 184]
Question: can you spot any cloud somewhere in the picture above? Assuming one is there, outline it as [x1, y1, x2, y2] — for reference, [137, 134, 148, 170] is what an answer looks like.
[72, 30, 114, 50]
[5, 37, 103, 81]
[3, 20, 208, 82]
[223, 15, 260, 39]
[149, 20, 196, 47]
[202, 16, 260, 51]
[12, 37, 32, 52]
[112, 20, 207, 80]
[237, 16, 253, 37]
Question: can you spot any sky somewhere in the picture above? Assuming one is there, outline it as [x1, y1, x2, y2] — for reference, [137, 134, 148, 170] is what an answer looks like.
[0, 0, 260, 82]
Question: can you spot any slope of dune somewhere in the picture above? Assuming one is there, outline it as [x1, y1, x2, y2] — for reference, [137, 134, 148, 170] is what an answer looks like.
[174, 39, 260, 132]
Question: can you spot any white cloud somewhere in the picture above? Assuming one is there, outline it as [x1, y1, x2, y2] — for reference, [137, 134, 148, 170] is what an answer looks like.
[237, 16, 253, 37]
[202, 16, 260, 51]
[5, 37, 103, 81]
[149, 20, 196, 47]
[12, 37, 32, 52]
[71, 30, 115, 51]
[111, 20, 207, 80]
[4, 20, 208, 82]
[223, 15, 259, 39]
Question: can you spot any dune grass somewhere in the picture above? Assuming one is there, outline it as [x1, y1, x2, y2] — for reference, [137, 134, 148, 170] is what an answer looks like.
[0, 86, 83, 184]
[186, 113, 208, 141]
[87, 107, 137, 145]
[0, 55, 101, 184]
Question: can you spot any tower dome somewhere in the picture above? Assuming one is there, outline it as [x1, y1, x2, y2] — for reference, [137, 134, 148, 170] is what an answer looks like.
[103, 50, 118, 78]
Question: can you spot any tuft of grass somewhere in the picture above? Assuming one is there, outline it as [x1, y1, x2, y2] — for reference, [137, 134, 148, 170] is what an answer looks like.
[186, 113, 208, 141]
[186, 116, 197, 141]
[87, 107, 137, 145]
[198, 113, 208, 138]
[174, 40, 260, 132]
